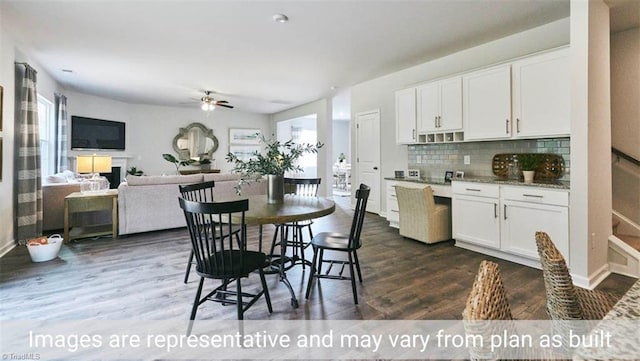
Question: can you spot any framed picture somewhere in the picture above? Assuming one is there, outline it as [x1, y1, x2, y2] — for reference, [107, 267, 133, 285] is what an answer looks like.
[229, 128, 261, 145]
[444, 171, 454, 182]
[229, 144, 261, 162]
[455, 171, 465, 179]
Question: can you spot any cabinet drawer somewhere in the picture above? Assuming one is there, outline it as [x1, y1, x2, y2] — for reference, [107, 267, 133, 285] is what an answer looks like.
[501, 186, 568, 206]
[452, 182, 499, 198]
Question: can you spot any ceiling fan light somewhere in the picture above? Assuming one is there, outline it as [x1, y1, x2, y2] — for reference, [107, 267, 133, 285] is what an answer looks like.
[201, 102, 209, 111]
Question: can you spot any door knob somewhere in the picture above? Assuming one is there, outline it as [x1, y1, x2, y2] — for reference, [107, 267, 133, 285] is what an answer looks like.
[373, 167, 379, 170]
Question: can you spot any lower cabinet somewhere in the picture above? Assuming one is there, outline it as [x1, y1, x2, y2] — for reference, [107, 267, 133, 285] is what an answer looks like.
[452, 181, 569, 268]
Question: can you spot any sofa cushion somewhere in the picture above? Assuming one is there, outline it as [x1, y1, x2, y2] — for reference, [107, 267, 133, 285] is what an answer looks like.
[203, 173, 242, 182]
[45, 174, 68, 184]
[126, 174, 203, 186]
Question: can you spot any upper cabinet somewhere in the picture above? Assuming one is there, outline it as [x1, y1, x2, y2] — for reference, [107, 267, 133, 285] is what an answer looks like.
[395, 87, 417, 144]
[463, 65, 513, 141]
[417, 76, 463, 133]
[512, 48, 570, 138]
[395, 47, 570, 144]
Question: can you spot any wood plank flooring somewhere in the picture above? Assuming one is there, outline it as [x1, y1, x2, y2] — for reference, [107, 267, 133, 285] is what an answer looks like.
[1, 196, 636, 321]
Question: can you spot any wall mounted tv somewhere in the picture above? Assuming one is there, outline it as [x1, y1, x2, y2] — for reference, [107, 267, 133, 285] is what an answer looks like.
[71, 116, 126, 150]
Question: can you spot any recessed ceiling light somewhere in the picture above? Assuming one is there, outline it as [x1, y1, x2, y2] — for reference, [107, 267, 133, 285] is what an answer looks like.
[272, 13, 289, 23]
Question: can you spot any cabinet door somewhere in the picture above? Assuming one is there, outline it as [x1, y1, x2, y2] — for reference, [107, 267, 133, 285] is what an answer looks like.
[395, 88, 417, 144]
[417, 82, 439, 133]
[463, 65, 512, 140]
[453, 195, 500, 249]
[439, 76, 463, 131]
[501, 200, 569, 263]
[512, 48, 570, 138]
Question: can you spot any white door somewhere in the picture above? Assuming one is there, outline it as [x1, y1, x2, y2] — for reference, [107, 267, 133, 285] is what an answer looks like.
[356, 110, 381, 214]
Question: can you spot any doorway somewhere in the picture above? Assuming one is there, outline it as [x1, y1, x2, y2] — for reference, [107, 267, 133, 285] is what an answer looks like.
[276, 114, 318, 177]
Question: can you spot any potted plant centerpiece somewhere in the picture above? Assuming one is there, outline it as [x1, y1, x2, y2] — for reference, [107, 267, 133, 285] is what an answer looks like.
[226, 134, 323, 203]
[162, 153, 195, 175]
[517, 153, 543, 183]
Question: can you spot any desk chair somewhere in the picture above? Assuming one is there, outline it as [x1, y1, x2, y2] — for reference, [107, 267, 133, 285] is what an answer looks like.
[269, 178, 321, 268]
[179, 198, 272, 326]
[305, 184, 370, 304]
[394, 186, 451, 244]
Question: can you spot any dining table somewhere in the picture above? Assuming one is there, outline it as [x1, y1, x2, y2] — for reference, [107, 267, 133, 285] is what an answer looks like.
[223, 194, 336, 308]
[572, 278, 640, 360]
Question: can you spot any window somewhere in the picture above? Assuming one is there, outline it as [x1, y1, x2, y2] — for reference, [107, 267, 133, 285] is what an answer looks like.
[37, 95, 55, 176]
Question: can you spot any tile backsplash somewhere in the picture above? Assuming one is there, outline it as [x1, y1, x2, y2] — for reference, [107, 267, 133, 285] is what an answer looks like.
[407, 137, 570, 180]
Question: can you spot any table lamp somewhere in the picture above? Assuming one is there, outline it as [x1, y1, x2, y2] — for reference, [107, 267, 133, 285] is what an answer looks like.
[77, 155, 112, 176]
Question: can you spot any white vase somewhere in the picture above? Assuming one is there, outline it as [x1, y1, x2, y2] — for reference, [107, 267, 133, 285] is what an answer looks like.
[523, 170, 535, 183]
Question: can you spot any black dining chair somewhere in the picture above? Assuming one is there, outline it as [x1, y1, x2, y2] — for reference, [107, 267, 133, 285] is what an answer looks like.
[179, 181, 241, 283]
[305, 183, 370, 304]
[179, 197, 272, 325]
[269, 177, 321, 269]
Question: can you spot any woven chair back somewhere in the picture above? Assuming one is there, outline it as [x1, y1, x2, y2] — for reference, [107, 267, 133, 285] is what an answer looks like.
[535, 231, 583, 320]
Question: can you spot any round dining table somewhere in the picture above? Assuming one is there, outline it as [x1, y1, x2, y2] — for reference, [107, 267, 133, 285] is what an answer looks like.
[224, 194, 336, 308]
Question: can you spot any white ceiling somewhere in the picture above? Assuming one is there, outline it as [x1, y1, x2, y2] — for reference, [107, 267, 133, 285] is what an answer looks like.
[1, 1, 580, 114]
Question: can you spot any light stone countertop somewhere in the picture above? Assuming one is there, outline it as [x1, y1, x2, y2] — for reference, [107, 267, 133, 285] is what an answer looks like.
[384, 176, 570, 190]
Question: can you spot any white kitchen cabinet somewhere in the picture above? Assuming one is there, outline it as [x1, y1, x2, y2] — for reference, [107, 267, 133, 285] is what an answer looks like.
[463, 65, 512, 141]
[452, 182, 501, 249]
[512, 47, 570, 138]
[500, 186, 569, 261]
[453, 181, 570, 268]
[417, 76, 462, 133]
[395, 88, 417, 144]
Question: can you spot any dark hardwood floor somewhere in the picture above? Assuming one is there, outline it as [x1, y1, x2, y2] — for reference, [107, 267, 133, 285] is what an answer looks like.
[1, 195, 635, 321]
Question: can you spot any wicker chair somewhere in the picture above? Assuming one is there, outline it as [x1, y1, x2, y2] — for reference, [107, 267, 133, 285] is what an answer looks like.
[394, 186, 451, 244]
[463, 261, 562, 361]
[535, 231, 618, 320]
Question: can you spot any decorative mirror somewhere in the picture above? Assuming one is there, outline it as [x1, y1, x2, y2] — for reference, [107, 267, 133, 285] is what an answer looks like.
[172, 122, 219, 161]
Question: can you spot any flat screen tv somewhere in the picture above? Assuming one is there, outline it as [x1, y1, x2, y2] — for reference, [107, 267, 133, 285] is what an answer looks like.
[71, 116, 126, 150]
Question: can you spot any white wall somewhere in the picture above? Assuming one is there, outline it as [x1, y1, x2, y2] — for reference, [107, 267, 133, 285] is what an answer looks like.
[0, 6, 16, 256]
[569, 0, 613, 287]
[351, 18, 570, 214]
[65, 91, 270, 176]
[611, 27, 640, 161]
[332, 120, 350, 164]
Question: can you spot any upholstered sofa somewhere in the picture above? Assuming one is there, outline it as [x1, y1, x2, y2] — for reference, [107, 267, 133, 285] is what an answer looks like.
[117, 173, 266, 235]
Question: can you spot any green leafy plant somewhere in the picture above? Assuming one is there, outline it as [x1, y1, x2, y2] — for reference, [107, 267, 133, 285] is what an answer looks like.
[199, 158, 211, 165]
[127, 166, 143, 176]
[162, 153, 195, 174]
[225, 133, 323, 193]
[517, 153, 544, 171]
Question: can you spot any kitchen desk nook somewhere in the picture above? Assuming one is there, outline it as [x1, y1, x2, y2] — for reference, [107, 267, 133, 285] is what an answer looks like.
[386, 176, 570, 270]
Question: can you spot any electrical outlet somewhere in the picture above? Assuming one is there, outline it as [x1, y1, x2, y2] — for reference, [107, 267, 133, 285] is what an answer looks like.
[591, 232, 596, 249]
[464, 155, 471, 165]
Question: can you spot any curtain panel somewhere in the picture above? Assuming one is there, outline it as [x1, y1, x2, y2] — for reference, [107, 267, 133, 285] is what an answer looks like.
[14, 63, 42, 242]
[55, 94, 68, 173]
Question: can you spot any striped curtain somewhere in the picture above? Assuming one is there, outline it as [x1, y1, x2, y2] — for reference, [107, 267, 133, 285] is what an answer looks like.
[15, 63, 42, 242]
[54, 94, 68, 173]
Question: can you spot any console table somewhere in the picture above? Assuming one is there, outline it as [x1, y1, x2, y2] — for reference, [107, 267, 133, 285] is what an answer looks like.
[179, 169, 220, 175]
[64, 190, 118, 242]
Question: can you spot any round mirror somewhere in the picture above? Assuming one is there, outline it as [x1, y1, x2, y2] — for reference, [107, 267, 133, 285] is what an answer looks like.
[172, 122, 219, 160]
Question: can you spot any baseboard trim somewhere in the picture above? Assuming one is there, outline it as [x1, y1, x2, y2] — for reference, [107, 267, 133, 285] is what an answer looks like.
[0, 240, 17, 259]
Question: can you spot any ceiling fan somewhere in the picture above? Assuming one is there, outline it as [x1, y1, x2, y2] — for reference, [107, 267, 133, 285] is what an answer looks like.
[199, 91, 234, 111]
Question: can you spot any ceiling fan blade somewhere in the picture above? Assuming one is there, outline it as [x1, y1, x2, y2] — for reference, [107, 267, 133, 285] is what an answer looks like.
[216, 100, 229, 104]
[217, 104, 234, 109]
